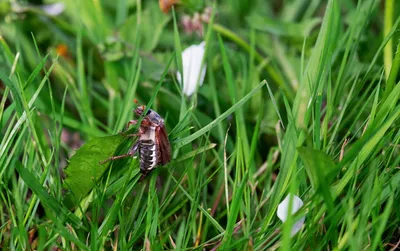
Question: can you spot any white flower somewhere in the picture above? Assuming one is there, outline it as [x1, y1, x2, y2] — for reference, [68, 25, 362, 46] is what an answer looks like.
[177, 42, 207, 96]
[40, 3, 65, 16]
[277, 194, 305, 236]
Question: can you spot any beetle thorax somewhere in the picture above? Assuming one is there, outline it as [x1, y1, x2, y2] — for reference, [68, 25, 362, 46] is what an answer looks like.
[139, 126, 156, 141]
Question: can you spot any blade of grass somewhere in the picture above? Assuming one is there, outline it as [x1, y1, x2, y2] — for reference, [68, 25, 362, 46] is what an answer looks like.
[15, 165, 82, 229]
[173, 80, 266, 149]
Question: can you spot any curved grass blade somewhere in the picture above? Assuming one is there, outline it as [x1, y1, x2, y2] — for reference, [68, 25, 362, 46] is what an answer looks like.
[173, 80, 267, 149]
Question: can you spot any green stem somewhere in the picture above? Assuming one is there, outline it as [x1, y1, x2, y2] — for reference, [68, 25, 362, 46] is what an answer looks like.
[383, 0, 394, 80]
[383, 42, 400, 99]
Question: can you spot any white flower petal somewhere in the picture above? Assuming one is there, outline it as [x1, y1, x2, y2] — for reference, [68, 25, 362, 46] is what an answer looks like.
[177, 42, 207, 96]
[40, 3, 65, 16]
[277, 194, 305, 236]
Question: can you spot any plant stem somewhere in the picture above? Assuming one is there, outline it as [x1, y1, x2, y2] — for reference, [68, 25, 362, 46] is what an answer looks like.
[383, 0, 394, 80]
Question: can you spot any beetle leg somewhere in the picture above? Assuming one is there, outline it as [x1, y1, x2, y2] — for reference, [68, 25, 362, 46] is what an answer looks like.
[126, 120, 138, 130]
[119, 120, 139, 135]
[124, 133, 140, 137]
[99, 153, 135, 164]
[99, 141, 139, 164]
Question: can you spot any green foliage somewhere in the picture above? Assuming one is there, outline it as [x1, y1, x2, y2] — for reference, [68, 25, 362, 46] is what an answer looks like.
[297, 147, 337, 190]
[16, 164, 82, 228]
[63, 135, 126, 205]
[246, 15, 321, 38]
[1, 0, 400, 250]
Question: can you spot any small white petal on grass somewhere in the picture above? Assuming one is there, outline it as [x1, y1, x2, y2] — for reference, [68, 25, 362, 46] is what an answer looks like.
[176, 42, 206, 96]
[277, 194, 305, 236]
[40, 3, 65, 16]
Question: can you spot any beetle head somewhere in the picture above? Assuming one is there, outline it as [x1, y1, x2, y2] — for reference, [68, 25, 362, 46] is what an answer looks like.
[134, 105, 147, 116]
[134, 106, 163, 125]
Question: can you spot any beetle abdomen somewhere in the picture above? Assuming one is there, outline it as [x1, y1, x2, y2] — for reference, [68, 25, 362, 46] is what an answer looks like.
[139, 139, 157, 174]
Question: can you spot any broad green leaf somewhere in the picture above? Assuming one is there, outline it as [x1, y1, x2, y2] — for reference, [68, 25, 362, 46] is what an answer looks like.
[297, 147, 337, 190]
[63, 135, 127, 205]
[297, 146, 337, 238]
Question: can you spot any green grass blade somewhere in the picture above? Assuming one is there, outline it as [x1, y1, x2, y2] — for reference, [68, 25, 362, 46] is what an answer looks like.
[173, 80, 266, 148]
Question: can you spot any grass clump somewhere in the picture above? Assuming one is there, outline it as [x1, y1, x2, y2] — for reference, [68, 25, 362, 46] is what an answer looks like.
[0, 0, 399, 250]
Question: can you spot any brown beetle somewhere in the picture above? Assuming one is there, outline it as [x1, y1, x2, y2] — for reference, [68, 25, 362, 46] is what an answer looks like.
[100, 105, 171, 178]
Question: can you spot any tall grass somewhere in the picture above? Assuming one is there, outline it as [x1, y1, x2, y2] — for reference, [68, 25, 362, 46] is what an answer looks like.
[0, 0, 399, 250]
